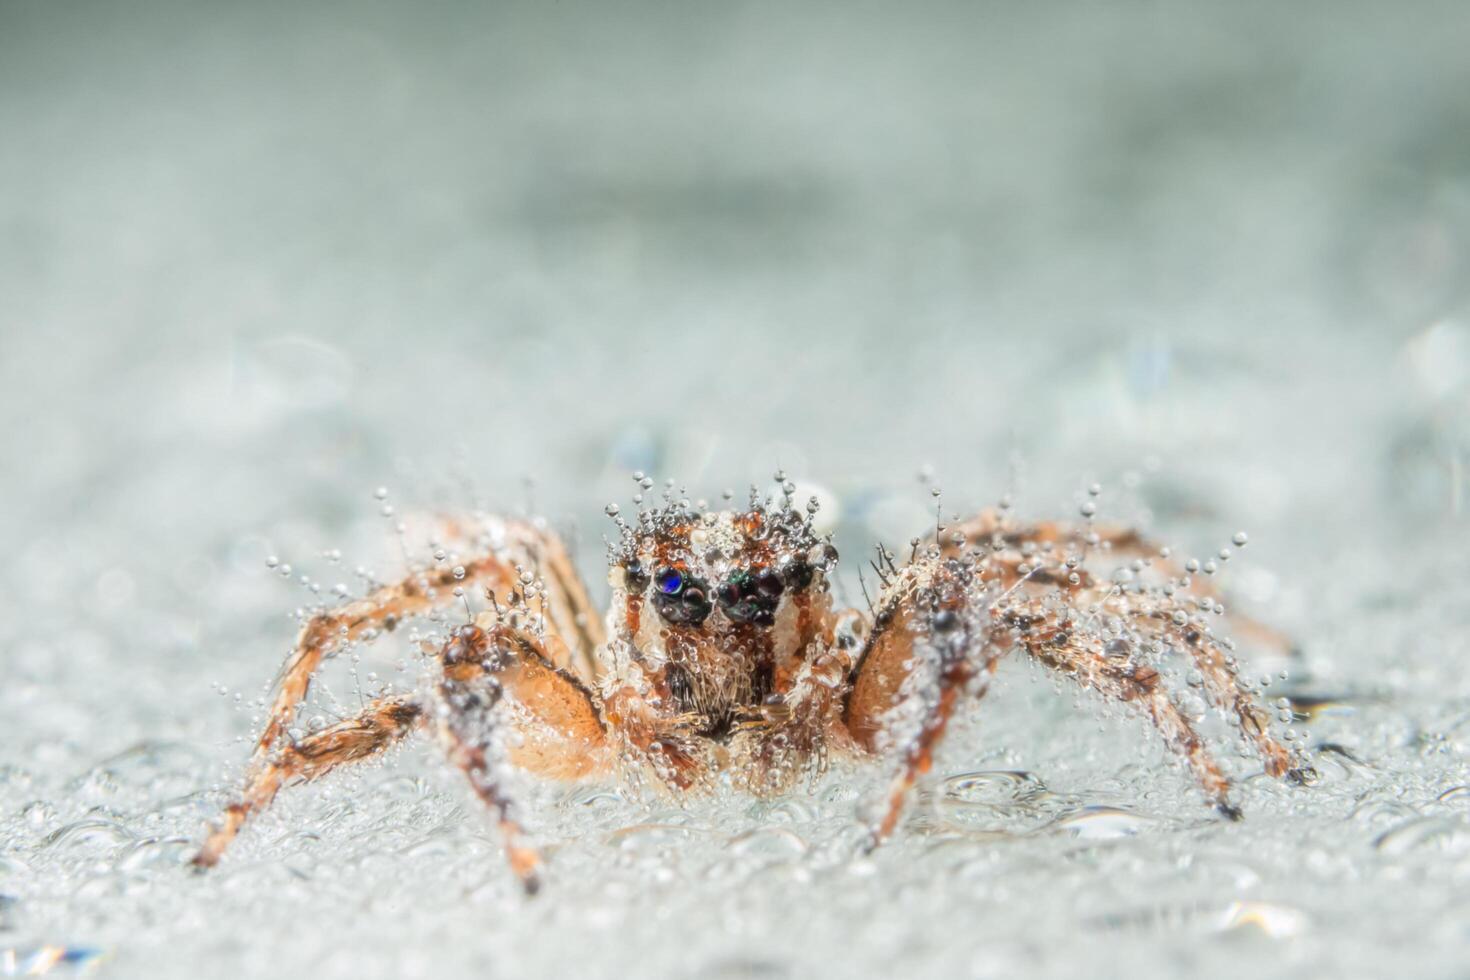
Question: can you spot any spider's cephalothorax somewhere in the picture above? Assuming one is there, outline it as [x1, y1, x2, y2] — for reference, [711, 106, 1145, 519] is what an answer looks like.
[192, 482, 1315, 893]
[605, 500, 838, 745]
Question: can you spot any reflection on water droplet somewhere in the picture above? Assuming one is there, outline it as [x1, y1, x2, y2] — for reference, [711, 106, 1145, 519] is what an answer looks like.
[0, 945, 107, 976]
[940, 770, 1048, 806]
[1436, 785, 1470, 807]
[40, 820, 137, 852]
[1214, 901, 1308, 939]
[1373, 815, 1470, 856]
[1047, 805, 1153, 839]
[728, 827, 809, 860]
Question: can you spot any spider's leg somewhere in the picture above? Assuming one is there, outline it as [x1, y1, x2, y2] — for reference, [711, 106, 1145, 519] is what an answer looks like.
[442, 516, 605, 681]
[940, 509, 1295, 657]
[1123, 595, 1309, 782]
[432, 619, 612, 894]
[944, 509, 1307, 781]
[249, 517, 598, 775]
[192, 695, 424, 868]
[844, 556, 1002, 845]
[1002, 605, 1240, 817]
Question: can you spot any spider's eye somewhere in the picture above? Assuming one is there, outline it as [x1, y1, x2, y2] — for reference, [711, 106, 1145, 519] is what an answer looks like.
[624, 560, 650, 593]
[754, 568, 784, 598]
[655, 566, 685, 596]
[780, 557, 813, 590]
[651, 569, 711, 626]
[717, 566, 782, 626]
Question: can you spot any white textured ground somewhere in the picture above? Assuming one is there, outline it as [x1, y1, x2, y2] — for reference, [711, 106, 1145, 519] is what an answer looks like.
[3, 2, 1470, 977]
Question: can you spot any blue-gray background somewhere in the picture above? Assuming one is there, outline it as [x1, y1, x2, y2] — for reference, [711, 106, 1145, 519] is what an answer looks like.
[3, 3, 1469, 978]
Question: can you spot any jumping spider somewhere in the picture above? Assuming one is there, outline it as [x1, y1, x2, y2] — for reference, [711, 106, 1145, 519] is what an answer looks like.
[194, 482, 1313, 892]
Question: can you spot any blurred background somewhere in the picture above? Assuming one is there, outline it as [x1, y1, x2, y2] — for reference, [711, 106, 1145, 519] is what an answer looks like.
[3, 2, 1470, 977]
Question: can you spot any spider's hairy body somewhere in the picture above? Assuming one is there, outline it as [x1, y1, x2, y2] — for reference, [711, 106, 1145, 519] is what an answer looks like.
[193, 484, 1313, 893]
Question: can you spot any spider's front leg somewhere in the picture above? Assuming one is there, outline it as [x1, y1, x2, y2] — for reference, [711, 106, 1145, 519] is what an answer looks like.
[844, 556, 1002, 844]
[432, 618, 613, 894]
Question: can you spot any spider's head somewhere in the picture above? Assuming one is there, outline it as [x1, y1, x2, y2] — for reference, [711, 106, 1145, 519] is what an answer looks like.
[605, 487, 837, 646]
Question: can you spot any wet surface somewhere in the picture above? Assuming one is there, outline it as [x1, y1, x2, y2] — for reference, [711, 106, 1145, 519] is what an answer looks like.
[3, 1, 1470, 977]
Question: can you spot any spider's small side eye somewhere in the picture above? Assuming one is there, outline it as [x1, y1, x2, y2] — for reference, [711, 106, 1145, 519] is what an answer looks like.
[655, 566, 685, 596]
[780, 557, 813, 589]
[624, 560, 650, 593]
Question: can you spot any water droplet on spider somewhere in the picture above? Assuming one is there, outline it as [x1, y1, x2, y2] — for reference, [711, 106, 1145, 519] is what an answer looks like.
[605, 503, 620, 517]
[453, 566, 466, 580]
[374, 486, 389, 500]
[1079, 501, 1097, 518]
[1218, 547, 1232, 561]
[1203, 560, 1218, 574]
[1184, 558, 1200, 573]
[1088, 483, 1102, 496]
[433, 549, 447, 561]
[265, 555, 279, 568]
[333, 583, 350, 597]
[380, 504, 395, 518]
[278, 564, 292, 576]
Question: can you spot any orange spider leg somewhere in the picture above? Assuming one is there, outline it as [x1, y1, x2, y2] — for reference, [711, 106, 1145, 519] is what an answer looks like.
[943, 509, 1295, 656]
[845, 561, 1002, 845]
[192, 695, 424, 868]
[250, 518, 599, 776]
[1004, 608, 1239, 817]
[433, 619, 612, 894]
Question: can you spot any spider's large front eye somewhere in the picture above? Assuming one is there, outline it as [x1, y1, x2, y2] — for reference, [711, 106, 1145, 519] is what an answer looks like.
[655, 566, 685, 596]
[718, 566, 782, 627]
[651, 566, 711, 627]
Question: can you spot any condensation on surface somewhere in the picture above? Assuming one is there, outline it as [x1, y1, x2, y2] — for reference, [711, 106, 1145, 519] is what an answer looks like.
[3, 2, 1470, 977]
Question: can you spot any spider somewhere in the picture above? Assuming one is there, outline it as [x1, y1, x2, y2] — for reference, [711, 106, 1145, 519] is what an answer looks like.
[192, 480, 1313, 893]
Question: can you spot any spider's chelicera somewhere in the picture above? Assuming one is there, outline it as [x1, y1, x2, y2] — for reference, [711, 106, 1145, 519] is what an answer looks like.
[192, 479, 1314, 893]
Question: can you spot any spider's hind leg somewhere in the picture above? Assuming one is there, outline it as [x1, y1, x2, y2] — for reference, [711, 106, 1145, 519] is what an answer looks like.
[941, 509, 1310, 783]
[999, 608, 1241, 817]
[192, 694, 425, 868]
[247, 517, 599, 778]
